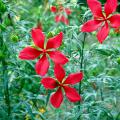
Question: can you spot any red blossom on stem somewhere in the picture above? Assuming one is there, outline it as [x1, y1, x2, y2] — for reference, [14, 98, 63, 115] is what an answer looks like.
[19, 28, 69, 76]
[81, 0, 120, 43]
[50, 5, 72, 25]
[41, 64, 83, 108]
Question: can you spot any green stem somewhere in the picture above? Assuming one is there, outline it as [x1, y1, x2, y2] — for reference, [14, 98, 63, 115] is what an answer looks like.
[100, 88, 104, 101]
[100, 79, 104, 101]
[77, 33, 86, 120]
[79, 33, 86, 93]
[1, 36, 11, 117]
[45, 90, 51, 107]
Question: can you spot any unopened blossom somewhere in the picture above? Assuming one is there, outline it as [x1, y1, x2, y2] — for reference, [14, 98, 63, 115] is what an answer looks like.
[51, 5, 72, 25]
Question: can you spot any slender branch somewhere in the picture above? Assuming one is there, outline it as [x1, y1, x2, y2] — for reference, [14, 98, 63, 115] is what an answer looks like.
[45, 90, 51, 107]
[100, 78, 104, 101]
[79, 33, 86, 94]
[100, 88, 104, 101]
[77, 33, 86, 120]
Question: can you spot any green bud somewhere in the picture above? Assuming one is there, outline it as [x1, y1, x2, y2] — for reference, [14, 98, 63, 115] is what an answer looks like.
[4, 18, 12, 26]
[117, 57, 120, 64]
[10, 34, 19, 42]
[47, 31, 54, 38]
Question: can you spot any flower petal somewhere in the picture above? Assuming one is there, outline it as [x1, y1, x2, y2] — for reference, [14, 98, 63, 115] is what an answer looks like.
[97, 22, 109, 44]
[87, 0, 103, 18]
[109, 14, 120, 28]
[64, 86, 81, 102]
[46, 32, 63, 49]
[81, 20, 102, 32]
[48, 51, 69, 65]
[61, 15, 69, 25]
[54, 64, 65, 83]
[19, 47, 41, 60]
[51, 6, 57, 12]
[31, 28, 45, 49]
[41, 77, 58, 89]
[104, 0, 118, 17]
[65, 8, 71, 15]
[50, 88, 63, 108]
[35, 55, 49, 76]
[55, 15, 61, 23]
[64, 72, 83, 85]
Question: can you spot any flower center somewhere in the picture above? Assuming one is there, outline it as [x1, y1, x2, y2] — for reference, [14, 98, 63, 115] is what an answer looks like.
[59, 83, 64, 87]
[42, 49, 46, 54]
[95, 11, 111, 22]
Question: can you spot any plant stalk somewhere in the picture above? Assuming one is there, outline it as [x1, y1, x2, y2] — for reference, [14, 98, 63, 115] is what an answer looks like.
[77, 33, 86, 120]
[100, 88, 104, 101]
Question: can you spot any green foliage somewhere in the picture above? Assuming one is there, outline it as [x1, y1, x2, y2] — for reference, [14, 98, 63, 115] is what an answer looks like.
[0, 0, 120, 120]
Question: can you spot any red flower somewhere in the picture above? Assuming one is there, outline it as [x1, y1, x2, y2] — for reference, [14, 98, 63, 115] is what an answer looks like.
[65, 8, 72, 15]
[51, 6, 57, 13]
[51, 5, 72, 25]
[81, 0, 120, 43]
[41, 64, 83, 108]
[55, 15, 69, 25]
[19, 28, 69, 76]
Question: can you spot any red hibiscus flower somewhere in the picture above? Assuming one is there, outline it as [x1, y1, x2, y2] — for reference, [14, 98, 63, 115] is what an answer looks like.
[19, 28, 69, 76]
[81, 0, 120, 43]
[41, 64, 83, 108]
[51, 5, 72, 25]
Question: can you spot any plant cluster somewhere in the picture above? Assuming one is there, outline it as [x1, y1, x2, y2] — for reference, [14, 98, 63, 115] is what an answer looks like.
[0, 0, 120, 120]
